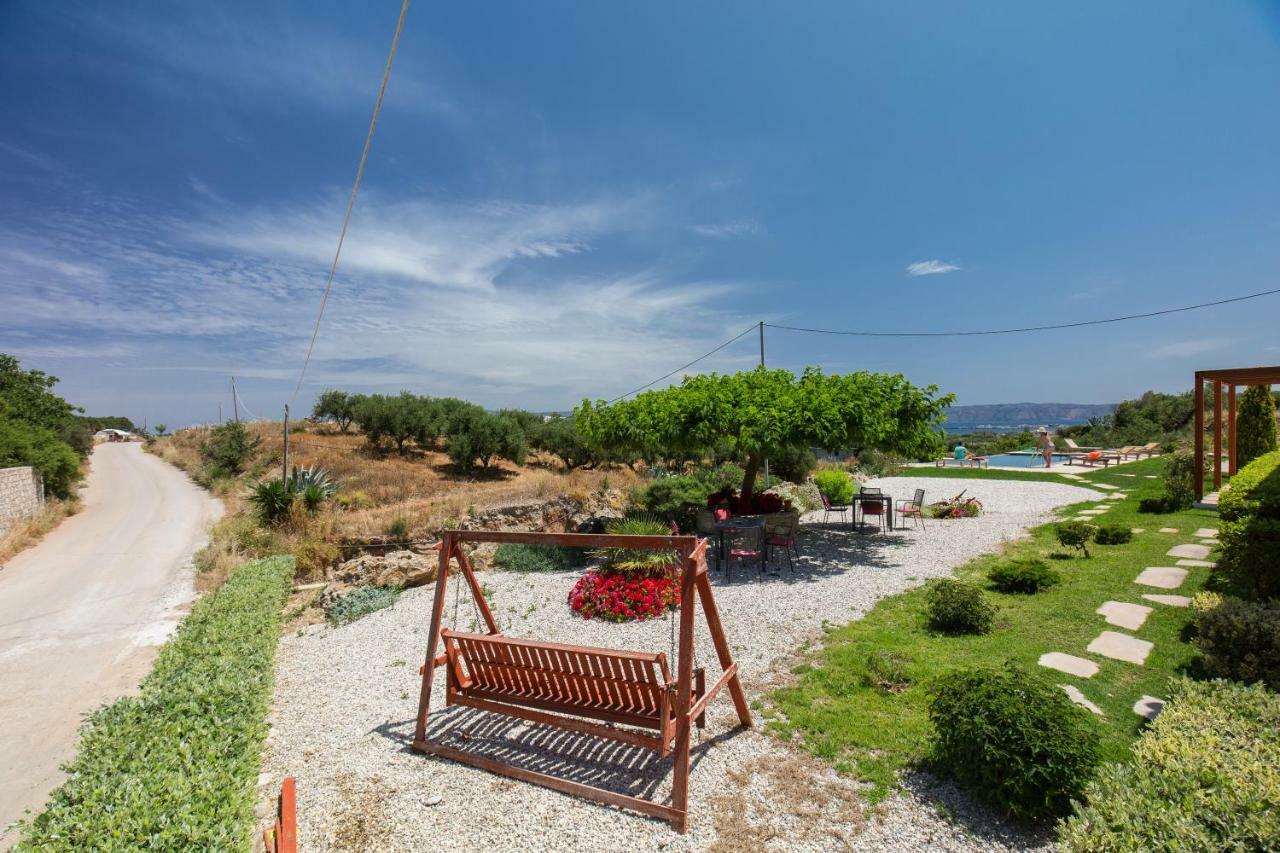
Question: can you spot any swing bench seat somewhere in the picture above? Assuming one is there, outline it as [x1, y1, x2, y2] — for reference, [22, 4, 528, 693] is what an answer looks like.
[438, 629, 706, 756]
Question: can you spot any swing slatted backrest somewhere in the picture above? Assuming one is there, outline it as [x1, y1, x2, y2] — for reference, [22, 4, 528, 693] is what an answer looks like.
[443, 629, 672, 729]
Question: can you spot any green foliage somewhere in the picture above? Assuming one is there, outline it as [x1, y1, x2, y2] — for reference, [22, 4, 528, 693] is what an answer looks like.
[769, 444, 818, 482]
[247, 478, 294, 525]
[635, 475, 710, 530]
[288, 464, 337, 497]
[1194, 595, 1280, 689]
[1236, 384, 1278, 468]
[446, 408, 528, 472]
[576, 366, 951, 497]
[1217, 449, 1280, 600]
[864, 650, 911, 693]
[1162, 449, 1198, 509]
[384, 516, 410, 540]
[493, 543, 588, 572]
[312, 389, 358, 432]
[926, 579, 995, 634]
[531, 414, 594, 469]
[930, 662, 1100, 820]
[591, 514, 681, 577]
[326, 586, 401, 626]
[1219, 449, 1280, 522]
[766, 479, 824, 513]
[1058, 678, 1280, 851]
[0, 353, 81, 433]
[17, 555, 294, 850]
[813, 468, 855, 504]
[200, 420, 260, 475]
[1059, 389, 1195, 449]
[1093, 524, 1133, 545]
[1055, 520, 1096, 557]
[988, 558, 1061, 594]
[1137, 496, 1178, 514]
[0, 417, 82, 498]
[154, 423, 167, 436]
[854, 448, 907, 477]
[0, 354, 87, 497]
[353, 391, 424, 454]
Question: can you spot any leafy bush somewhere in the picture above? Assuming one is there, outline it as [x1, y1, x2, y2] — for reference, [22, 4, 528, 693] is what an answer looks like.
[326, 586, 401, 626]
[1194, 595, 1280, 689]
[1162, 449, 1198, 509]
[312, 388, 357, 432]
[813, 468, 854, 505]
[447, 408, 528, 472]
[1094, 524, 1133, 545]
[1219, 449, 1280, 522]
[1056, 520, 1096, 557]
[199, 420, 259, 475]
[988, 558, 1061, 594]
[854, 448, 907, 477]
[0, 417, 82, 498]
[17, 555, 294, 850]
[493, 543, 588, 573]
[1058, 678, 1280, 851]
[591, 514, 680, 576]
[636, 474, 709, 531]
[1217, 449, 1280, 600]
[291, 538, 339, 579]
[864, 650, 911, 693]
[384, 516, 410, 540]
[1236, 384, 1278, 468]
[769, 444, 818, 482]
[930, 662, 1101, 820]
[1138, 495, 1178, 514]
[767, 479, 824, 513]
[247, 478, 294, 525]
[926, 579, 995, 634]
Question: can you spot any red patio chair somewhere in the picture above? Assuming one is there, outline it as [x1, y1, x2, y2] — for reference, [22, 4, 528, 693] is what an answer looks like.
[859, 497, 887, 533]
[765, 513, 800, 573]
[821, 492, 850, 525]
[896, 488, 926, 531]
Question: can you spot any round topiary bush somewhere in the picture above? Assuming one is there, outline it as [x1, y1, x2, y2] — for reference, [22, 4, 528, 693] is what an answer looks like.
[1056, 520, 1096, 557]
[1094, 524, 1134, 546]
[988, 558, 1061, 594]
[930, 662, 1101, 819]
[926, 579, 995, 634]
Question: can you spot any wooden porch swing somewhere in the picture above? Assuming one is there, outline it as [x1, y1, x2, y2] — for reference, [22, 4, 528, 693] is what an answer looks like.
[411, 530, 753, 833]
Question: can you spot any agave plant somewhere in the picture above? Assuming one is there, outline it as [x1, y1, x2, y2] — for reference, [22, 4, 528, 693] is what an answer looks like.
[590, 513, 681, 577]
[288, 465, 337, 498]
[248, 478, 294, 525]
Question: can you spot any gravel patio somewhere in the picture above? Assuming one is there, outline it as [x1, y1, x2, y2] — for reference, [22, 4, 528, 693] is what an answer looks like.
[259, 476, 1101, 852]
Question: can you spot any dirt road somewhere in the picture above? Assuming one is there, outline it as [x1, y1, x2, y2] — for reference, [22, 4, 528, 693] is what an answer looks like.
[0, 443, 222, 844]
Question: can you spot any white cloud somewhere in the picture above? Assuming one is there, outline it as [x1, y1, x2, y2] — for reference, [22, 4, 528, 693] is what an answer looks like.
[690, 220, 761, 239]
[906, 259, 960, 277]
[1143, 338, 1234, 359]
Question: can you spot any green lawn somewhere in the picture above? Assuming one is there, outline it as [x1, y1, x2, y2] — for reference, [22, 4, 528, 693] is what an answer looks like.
[768, 457, 1218, 803]
[904, 464, 1081, 485]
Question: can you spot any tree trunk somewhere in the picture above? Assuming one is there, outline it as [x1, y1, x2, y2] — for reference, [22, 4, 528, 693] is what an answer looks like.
[740, 452, 761, 500]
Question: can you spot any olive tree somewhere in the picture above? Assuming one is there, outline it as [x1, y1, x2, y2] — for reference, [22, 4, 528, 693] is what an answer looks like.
[576, 366, 951, 498]
[312, 389, 357, 433]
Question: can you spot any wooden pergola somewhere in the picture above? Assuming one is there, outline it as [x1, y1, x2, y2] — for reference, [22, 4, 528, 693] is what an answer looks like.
[1193, 365, 1280, 500]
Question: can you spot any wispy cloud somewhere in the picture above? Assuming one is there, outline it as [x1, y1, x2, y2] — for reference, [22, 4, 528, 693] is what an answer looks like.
[1144, 338, 1234, 359]
[906, 259, 960, 277]
[690, 220, 761, 239]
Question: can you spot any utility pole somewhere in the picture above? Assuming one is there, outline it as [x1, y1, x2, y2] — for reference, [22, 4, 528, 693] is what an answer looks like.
[218, 402, 223, 424]
[231, 376, 240, 423]
[282, 404, 290, 483]
[760, 321, 769, 485]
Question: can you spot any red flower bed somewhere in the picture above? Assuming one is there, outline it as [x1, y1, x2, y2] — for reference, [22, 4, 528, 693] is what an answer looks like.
[706, 486, 787, 515]
[568, 568, 681, 622]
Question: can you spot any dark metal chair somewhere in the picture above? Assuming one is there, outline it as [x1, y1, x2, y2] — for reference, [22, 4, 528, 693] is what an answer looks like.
[765, 513, 800, 573]
[896, 488, 926, 531]
[721, 524, 766, 581]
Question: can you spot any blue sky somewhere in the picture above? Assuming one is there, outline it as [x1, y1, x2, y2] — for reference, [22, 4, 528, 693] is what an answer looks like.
[2, 1, 1279, 427]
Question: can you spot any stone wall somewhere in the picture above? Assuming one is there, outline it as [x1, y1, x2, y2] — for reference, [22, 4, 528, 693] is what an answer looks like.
[0, 466, 44, 537]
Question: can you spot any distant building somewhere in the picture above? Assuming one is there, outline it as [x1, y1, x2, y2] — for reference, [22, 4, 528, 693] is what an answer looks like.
[94, 428, 135, 442]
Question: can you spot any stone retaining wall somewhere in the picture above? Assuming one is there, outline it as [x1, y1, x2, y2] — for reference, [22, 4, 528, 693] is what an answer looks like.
[0, 466, 44, 536]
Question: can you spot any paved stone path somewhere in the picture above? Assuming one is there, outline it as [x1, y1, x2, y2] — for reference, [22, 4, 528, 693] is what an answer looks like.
[1193, 527, 1218, 538]
[1092, 483, 1120, 490]
[1143, 593, 1191, 608]
[1131, 527, 1145, 533]
[1061, 684, 1104, 715]
[1167, 543, 1212, 559]
[1097, 601, 1152, 630]
[1158, 527, 1179, 533]
[1039, 652, 1099, 677]
[1088, 630, 1154, 664]
[1133, 695, 1165, 720]
[1176, 558, 1214, 568]
[1134, 566, 1189, 589]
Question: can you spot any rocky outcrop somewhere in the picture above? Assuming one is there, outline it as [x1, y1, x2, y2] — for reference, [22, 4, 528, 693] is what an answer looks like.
[329, 549, 436, 589]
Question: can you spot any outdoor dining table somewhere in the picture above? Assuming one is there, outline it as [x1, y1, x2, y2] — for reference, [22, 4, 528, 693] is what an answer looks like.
[712, 516, 767, 572]
[851, 492, 894, 531]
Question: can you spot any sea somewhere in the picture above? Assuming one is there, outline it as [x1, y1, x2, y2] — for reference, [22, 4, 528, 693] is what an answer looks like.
[942, 420, 1092, 435]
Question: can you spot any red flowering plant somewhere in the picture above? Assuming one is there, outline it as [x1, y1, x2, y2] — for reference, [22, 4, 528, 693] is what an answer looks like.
[926, 491, 984, 519]
[705, 486, 789, 516]
[567, 513, 682, 622]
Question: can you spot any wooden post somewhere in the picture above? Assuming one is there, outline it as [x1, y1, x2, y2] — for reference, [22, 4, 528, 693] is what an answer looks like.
[414, 534, 454, 743]
[669, 544, 697, 833]
[1213, 381, 1223, 491]
[282, 404, 290, 483]
[1228, 384, 1238, 475]
[694, 570, 753, 727]
[1194, 375, 1205, 500]
[452, 541, 500, 634]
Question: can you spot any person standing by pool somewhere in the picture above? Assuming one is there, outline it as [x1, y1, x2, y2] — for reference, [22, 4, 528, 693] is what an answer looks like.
[1036, 427, 1055, 467]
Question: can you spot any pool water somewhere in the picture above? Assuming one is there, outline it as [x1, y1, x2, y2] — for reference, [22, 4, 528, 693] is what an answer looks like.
[983, 452, 1075, 468]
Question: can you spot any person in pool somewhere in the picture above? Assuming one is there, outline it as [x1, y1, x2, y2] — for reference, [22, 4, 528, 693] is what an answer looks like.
[1036, 427, 1055, 467]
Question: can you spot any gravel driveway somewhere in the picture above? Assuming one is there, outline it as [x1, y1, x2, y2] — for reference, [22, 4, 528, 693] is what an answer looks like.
[259, 477, 1098, 851]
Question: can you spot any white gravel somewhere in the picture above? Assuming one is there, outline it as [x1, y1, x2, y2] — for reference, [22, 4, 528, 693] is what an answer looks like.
[259, 477, 1097, 851]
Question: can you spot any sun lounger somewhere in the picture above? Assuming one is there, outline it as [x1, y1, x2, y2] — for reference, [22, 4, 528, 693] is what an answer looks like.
[1067, 451, 1122, 467]
[935, 456, 988, 468]
[1063, 438, 1103, 452]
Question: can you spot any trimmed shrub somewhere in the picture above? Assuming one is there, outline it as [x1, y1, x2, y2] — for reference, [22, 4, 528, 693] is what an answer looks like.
[813, 468, 854, 505]
[930, 662, 1100, 820]
[1217, 449, 1280, 600]
[17, 556, 294, 850]
[1138, 496, 1178, 514]
[1194, 595, 1280, 689]
[1236, 384, 1278, 468]
[493, 543, 588, 573]
[636, 474, 709, 531]
[1162, 449, 1198, 509]
[1058, 678, 1280, 851]
[864, 650, 911, 693]
[926, 579, 995, 634]
[988, 558, 1061, 594]
[326, 586, 401, 626]
[1055, 520, 1096, 557]
[1094, 524, 1133, 545]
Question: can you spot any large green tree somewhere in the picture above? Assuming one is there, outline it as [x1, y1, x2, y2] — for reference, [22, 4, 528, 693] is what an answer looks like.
[311, 389, 357, 433]
[576, 367, 951, 498]
[1237, 384, 1278, 468]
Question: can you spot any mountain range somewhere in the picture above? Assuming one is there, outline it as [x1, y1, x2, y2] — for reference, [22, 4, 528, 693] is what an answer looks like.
[943, 402, 1116, 425]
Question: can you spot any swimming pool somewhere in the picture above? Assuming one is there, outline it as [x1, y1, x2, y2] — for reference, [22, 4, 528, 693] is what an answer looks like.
[983, 452, 1075, 468]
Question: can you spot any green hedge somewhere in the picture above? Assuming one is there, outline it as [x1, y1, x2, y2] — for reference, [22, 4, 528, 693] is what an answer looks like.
[1059, 678, 1280, 850]
[1195, 596, 1280, 690]
[1218, 449, 1280, 600]
[1219, 449, 1280, 522]
[18, 555, 295, 851]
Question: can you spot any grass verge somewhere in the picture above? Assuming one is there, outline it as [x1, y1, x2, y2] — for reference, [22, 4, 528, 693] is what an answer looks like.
[17, 555, 294, 851]
[768, 458, 1216, 803]
[0, 497, 79, 566]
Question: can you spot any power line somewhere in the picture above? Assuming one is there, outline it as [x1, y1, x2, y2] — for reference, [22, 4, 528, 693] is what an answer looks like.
[604, 324, 758, 404]
[289, 0, 411, 407]
[764, 286, 1280, 338]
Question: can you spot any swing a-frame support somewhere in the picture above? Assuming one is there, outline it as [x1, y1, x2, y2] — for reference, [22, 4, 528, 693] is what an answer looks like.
[412, 530, 753, 833]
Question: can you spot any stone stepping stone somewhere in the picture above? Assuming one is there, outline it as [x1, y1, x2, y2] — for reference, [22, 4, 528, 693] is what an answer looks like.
[1143, 593, 1191, 608]
[1078, 509, 1107, 516]
[1135, 566, 1188, 589]
[1039, 652, 1099, 678]
[1088, 631, 1154, 665]
[1116, 473, 1137, 477]
[1159, 527, 1179, 533]
[1097, 601, 1153, 630]
[1060, 684, 1104, 716]
[1073, 515, 1093, 521]
[1133, 695, 1165, 720]
[1093, 483, 1120, 490]
[1143, 475, 1159, 478]
[1199, 538, 1219, 547]
[1176, 559, 1215, 568]
[1131, 528, 1146, 534]
[1194, 528, 1218, 538]
[1167, 543, 1211, 560]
